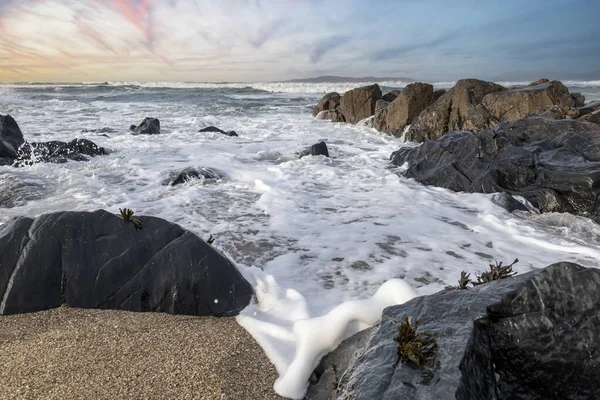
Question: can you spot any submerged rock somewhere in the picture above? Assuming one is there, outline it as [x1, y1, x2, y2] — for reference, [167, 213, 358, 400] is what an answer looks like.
[298, 141, 330, 158]
[340, 84, 382, 124]
[0, 173, 47, 208]
[131, 117, 161, 135]
[198, 126, 238, 137]
[0, 210, 253, 317]
[164, 166, 227, 186]
[0, 115, 25, 159]
[14, 138, 107, 166]
[391, 118, 600, 217]
[306, 262, 600, 400]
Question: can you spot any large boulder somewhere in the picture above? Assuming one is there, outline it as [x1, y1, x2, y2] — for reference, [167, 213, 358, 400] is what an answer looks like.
[131, 117, 161, 135]
[340, 84, 382, 124]
[313, 93, 342, 117]
[481, 80, 573, 123]
[14, 139, 107, 166]
[0, 210, 253, 316]
[374, 83, 434, 135]
[306, 262, 600, 400]
[0, 115, 25, 159]
[407, 79, 506, 142]
[391, 118, 600, 217]
[164, 166, 227, 186]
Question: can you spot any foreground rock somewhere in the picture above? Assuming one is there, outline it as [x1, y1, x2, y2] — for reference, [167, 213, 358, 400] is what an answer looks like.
[306, 262, 600, 400]
[391, 118, 600, 217]
[164, 167, 227, 186]
[312, 92, 342, 117]
[130, 117, 161, 135]
[340, 84, 382, 124]
[374, 83, 434, 136]
[297, 141, 330, 158]
[0, 115, 25, 163]
[0, 210, 253, 316]
[198, 126, 238, 137]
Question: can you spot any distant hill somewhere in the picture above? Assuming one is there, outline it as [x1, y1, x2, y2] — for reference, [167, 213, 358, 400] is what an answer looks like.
[284, 75, 415, 83]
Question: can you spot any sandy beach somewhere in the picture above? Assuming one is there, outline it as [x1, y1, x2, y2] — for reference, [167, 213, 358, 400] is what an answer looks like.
[0, 306, 283, 400]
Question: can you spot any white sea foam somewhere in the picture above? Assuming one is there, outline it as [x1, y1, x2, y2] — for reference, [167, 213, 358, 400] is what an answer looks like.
[1, 82, 600, 398]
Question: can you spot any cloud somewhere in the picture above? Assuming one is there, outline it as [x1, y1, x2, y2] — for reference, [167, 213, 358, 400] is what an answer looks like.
[371, 32, 462, 61]
[310, 34, 351, 63]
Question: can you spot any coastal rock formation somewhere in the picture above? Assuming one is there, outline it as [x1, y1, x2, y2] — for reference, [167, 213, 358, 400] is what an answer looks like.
[312, 92, 342, 117]
[14, 139, 107, 166]
[571, 92, 586, 107]
[391, 118, 600, 217]
[382, 90, 401, 102]
[306, 262, 600, 400]
[340, 84, 382, 124]
[0, 115, 25, 161]
[580, 110, 600, 124]
[374, 83, 434, 135]
[131, 117, 161, 135]
[0, 210, 253, 316]
[198, 126, 238, 137]
[164, 166, 226, 186]
[298, 141, 329, 158]
[406, 79, 506, 142]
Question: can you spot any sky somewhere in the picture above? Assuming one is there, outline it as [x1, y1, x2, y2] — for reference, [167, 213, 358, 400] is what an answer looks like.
[0, 0, 599, 83]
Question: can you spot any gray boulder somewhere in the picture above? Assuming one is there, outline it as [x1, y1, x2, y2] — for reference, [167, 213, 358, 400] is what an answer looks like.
[306, 262, 600, 400]
[164, 166, 226, 186]
[131, 117, 161, 135]
[313, 93, 342, 117]
[0, 115, 25, 159]
[0, 210, 253, 316]
[391, 118, 600, 217]
[14, 139, 107, 166]
[571, 92, 586, 108]
[374, 83, 434, 136]
[298, 141, 329, 158]
[340, 84, 382, 124]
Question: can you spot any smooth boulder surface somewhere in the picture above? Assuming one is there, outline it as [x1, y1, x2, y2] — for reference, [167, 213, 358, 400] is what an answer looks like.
[198, 126, 238, 137]
[298, 141, 330, 158]
[340, 84, 382, 124]
[14, 138, 107, 166]
[391, 118, 600, 217]
[374, 83, 434, 135]
[131, 117, 161, 135]
[306, 262, 600, 400]
[312, 92, 342, 117]
[0, 115, 25, 159]
[407, 79, 506, 142]
[164, 166, 227, 186]
[0, 210, 253, 317]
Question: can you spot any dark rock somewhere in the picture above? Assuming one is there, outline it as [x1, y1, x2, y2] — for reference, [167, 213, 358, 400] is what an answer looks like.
[407, 79, 506, 142]
[14, 138, 107, 166]
[571, 92, 586, 108]
[131, 117, 160, 135]
[0, 210, 253, 316]
[129, 124, 137, 131]
[382, 90, 401, 102]
[81, 127, 116, 134]
[432, 89, 446, 102]
[391, 117, 600, 217]
[298, 141, 329, 158]
[490, 192, 530, 213]
[198, 126, 238, 137]
[164, 166, 227, 186]
[306, 262, 600, 400]
[0, 115, 25, 159]
[374, 83, 434, 135]
[579, 109, 600, 124]
[340, 84, 382, 124]
[577, 100, 600, 118]
[313, 92, 342, 117]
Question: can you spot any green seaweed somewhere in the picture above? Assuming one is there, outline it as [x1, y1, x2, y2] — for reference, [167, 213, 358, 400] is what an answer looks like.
[473, 258, 518, 285]
[445, 270, 472, 291]
[132, 219, 143, 230]
[394, 316, 438, 368]
[119, 207, 134, 222]
[207, 234, 215, 245]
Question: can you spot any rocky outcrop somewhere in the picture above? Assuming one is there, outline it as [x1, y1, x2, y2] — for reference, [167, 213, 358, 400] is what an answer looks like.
[0, 115, 25, 160]
[407, 79, 506, 142]
[527, 77, 550, 87]
[0, 210, 253, 316]
[14, 139, 107, 166]
[164, 167, 226, 186]
[374, 83, 434, 136]
[199, 126, 238, 137]
[391, 118, 600, 217]
[131, 117, 161, 135]
[382, 90, 401, 102]
[340, 84, 382, 124]
[571, 92, 586, 108]
[313, 93, 342, 117]
[580, 110, 600, 124]
[306, 262, 600, 400]
[298, 141, 329, 158]
[481, 80, 573, 123]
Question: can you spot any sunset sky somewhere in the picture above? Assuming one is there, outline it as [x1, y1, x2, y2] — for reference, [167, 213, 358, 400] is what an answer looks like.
[0, 0, 598, 83]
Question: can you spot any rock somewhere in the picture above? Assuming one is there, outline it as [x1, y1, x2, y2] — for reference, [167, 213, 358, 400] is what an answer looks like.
[298, 141, 330, 158]
[407, 79, 506, 142]
[382, 90, 401, 102]
[81, 127, 116, 134]
[306, 262, 600, 400]
[580, 109, 600, 124]
[198, 126, 238, 137]
[375, 83, 434, 136]
[340, 84, 382, 124]
[0, 172, 47, 208]
[432, 89, 446, 102]
[527, 77, 550, 87]
[0, 115, 25, 159]
[571, 92, 586, 108]
[129, 124, 137, 131]
[525, 105, 568, 120]
[391, 118, 600, 217]
[316, 109, 346, 122]
[481, 80, 573, 124]
[578, 101, 600, 118]
[373, 100, 390, 133]
[14, 138, 107, 166]
[0, 210, 253, 316]
[313, 92, 342, 117]
[490, 192, 530, 213]
[164, 167, 226, 186]
[131, 117, 160, 135]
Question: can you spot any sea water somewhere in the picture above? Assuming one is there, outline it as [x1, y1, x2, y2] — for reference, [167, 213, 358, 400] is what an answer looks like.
[1, 80, 600, 398]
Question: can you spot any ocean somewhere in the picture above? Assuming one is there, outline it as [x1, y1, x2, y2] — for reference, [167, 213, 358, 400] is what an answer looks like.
[2, 79, 600, 396]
